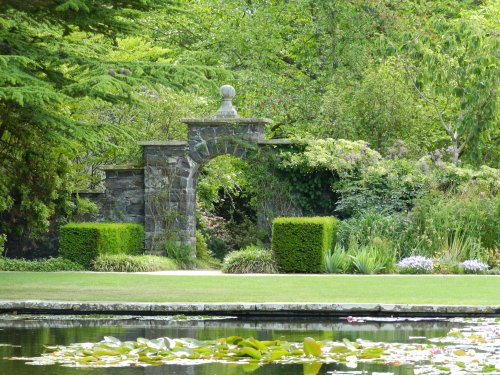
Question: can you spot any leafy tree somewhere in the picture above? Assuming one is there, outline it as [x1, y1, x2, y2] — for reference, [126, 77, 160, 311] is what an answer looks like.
[393, 0, 498, 165]
[321, 59, 444, 155]
[0, 0, 208, 255]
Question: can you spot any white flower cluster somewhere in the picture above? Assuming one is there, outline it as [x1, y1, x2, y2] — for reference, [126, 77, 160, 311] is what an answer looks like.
[397, 256, 434, 274]
[459, 259, 489, 273]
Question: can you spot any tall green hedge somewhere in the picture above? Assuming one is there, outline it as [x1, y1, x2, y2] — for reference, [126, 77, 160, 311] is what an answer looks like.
[272, 217, 338, 273]
[59, 223, 144, 268]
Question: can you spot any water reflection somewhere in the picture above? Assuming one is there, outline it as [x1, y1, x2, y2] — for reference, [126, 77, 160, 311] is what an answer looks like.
[0, 315, 457, 375]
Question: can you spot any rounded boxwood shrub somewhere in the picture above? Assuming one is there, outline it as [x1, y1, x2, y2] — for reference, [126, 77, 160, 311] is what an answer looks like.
[222, 246, 277, 274]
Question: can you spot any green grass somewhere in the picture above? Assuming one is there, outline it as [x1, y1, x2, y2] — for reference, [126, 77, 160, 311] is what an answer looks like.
[0, 272, 499, 305]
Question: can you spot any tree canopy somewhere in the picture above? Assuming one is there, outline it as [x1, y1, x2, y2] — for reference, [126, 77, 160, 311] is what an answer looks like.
[0, 0, 498, 256]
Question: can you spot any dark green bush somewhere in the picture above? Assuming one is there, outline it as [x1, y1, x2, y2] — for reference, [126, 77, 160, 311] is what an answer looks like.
[59, 222, 144, 268]
[222, 246, 277, 274]
[0, 257, 84, 271]
[272, 216, 339, 273]
[0, 234, 6, 256]
[92, 254, 178, 272]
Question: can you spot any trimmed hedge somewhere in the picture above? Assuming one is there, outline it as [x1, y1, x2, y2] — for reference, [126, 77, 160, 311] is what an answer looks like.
[59, 223, 144, 268]
[272, 216, 338, 273]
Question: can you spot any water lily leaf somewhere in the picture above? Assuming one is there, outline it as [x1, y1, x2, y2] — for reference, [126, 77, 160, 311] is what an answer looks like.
[342, 338, 357, 351]
[93, 348, 119, 356]
[453, 349, 467, 356]
[103, 336, 121, 345]
[330, 346, 350, 354]
[261, 340, 280, 347]
[290, 349, 304, 356]
[241, 363, 261, 372]
[303, 337, 322, 357]
[303, 362, 322, 375]
[359, 347, 384, 359]
[237, 347, 262, 360]
[268, 349, 290, 361]
[248, 338, 268, 352]
[226, 336, 243, 345]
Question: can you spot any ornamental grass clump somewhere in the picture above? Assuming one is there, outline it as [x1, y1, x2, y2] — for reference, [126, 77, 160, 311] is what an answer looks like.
[459, 259, 489, 274]
[92, 255, 178, 272]
[222, 246, 277, 274]
[397, 256, 434, 274]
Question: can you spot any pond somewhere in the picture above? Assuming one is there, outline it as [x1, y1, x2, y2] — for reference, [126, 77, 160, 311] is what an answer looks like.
[0, 315, 499, 374]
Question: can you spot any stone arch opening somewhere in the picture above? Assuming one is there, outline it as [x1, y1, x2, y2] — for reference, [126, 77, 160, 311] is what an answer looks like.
[76, 85, 301, 256]
[140, 86, 273, 254]
[195, 154, 258, 259]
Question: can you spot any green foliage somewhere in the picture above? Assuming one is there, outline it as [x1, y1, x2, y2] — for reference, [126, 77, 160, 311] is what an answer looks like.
[402, 189, 499, 258]
[195, 230, 210, 260]
[322, 59, 441, 155]
[0, 0, 215, 255]
[72, 194, 99, 222]
[164, 240, 194, 269]
[272, 216, 338, 273]
[0, 234, 5, 256]
[345, 236, 396, 275]
[0, 257, 84, 272]
[59, 222, 144, 268]
[324, 244, 350, 274]
[391, 0, 498, 165]
[335, 160, 430, 216]
[222, 246, 277, 274]
[286, 139, 381, 175]
[349, 248, 386, 275]
[92, 254, 178, 272]
[337, 211, 407, 250]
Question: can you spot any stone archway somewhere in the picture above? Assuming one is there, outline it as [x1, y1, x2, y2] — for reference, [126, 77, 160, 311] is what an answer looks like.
[139, 85, 273, 253]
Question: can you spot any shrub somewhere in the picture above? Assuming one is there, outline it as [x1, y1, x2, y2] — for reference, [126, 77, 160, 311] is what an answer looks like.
[397, 256, 434, 274]
[0, 234, 6, 256]
[325, 244, 350, 273]
[272, 216, 338, 273]
[196, 230, 210, 259]
[402, 190, 499, 258]
[165, 240, 194, 269]
[349, 247, 386, 274]
[458, 259, 489, 274]
[59, 222, 144, 268]
[92, 254, 178, 272]
[337, 210, 407, 251]
[222, 246, 277, 274]
[0, 257, 84, 271]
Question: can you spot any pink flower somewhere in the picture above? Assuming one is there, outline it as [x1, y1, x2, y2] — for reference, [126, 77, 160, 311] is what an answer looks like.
[347, 316, 357, 323]
[429, 347, 443, 355]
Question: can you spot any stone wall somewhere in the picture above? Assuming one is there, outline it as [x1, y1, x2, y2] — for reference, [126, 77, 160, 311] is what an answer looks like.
[77, 166, 144, 225]
[76, 86, 301, 255]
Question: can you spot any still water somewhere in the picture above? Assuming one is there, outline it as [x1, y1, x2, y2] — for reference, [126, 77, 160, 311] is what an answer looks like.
[0, 315, 463, 374]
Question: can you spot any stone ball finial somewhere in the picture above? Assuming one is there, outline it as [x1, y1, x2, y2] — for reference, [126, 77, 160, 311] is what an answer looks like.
[215, 84, 238, 119]
[220, 84, 236, 99]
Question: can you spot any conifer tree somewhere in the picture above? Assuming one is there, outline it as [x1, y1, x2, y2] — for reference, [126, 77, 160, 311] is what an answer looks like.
[0, 0, 221, 255]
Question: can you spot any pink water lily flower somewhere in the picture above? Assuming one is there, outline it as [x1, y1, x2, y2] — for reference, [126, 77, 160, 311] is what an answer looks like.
[429, 347, 443, 355]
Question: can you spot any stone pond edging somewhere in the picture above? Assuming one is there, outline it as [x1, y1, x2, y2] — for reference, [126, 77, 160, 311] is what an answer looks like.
[0, 301, 498, 317]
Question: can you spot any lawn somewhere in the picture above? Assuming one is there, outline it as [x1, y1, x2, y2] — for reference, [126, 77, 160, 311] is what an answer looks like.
[0, 272, 499, 305]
